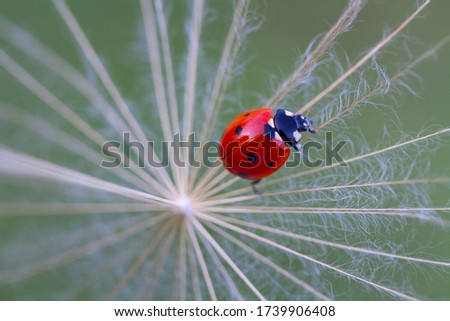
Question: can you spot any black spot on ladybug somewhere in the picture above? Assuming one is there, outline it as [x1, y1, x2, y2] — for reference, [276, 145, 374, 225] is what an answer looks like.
[268, 162, 275, 167]
[237, 172, 249, 179]
[247, 152, 258, 163]
[235, 126, 243, 135]
[244, 113, 250, 117]
[263, 124, 276, 140]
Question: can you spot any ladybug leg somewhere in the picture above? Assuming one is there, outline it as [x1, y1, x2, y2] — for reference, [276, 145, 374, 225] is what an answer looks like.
[250, 179, 262, 195]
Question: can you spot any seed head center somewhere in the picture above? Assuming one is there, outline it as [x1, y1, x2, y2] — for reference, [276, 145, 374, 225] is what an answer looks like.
[174, 195, 195, 218]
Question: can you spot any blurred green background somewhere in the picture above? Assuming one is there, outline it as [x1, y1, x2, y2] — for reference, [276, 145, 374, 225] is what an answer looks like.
[0, 0, 449, 299]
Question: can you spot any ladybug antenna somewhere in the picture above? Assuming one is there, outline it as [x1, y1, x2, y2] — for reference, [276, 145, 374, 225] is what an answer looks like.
[307, 118, 316, 133]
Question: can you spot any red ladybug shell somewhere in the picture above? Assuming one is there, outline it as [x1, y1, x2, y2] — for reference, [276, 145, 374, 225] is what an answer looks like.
[219, 108, 290, 180]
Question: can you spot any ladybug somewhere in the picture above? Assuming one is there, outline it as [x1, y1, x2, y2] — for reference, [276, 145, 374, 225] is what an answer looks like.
[219, 108, 316, 192]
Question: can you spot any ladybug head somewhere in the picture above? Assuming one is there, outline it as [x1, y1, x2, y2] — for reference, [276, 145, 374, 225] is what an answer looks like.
[294, 114, 316, 134]
[274, 109, 317, 152]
